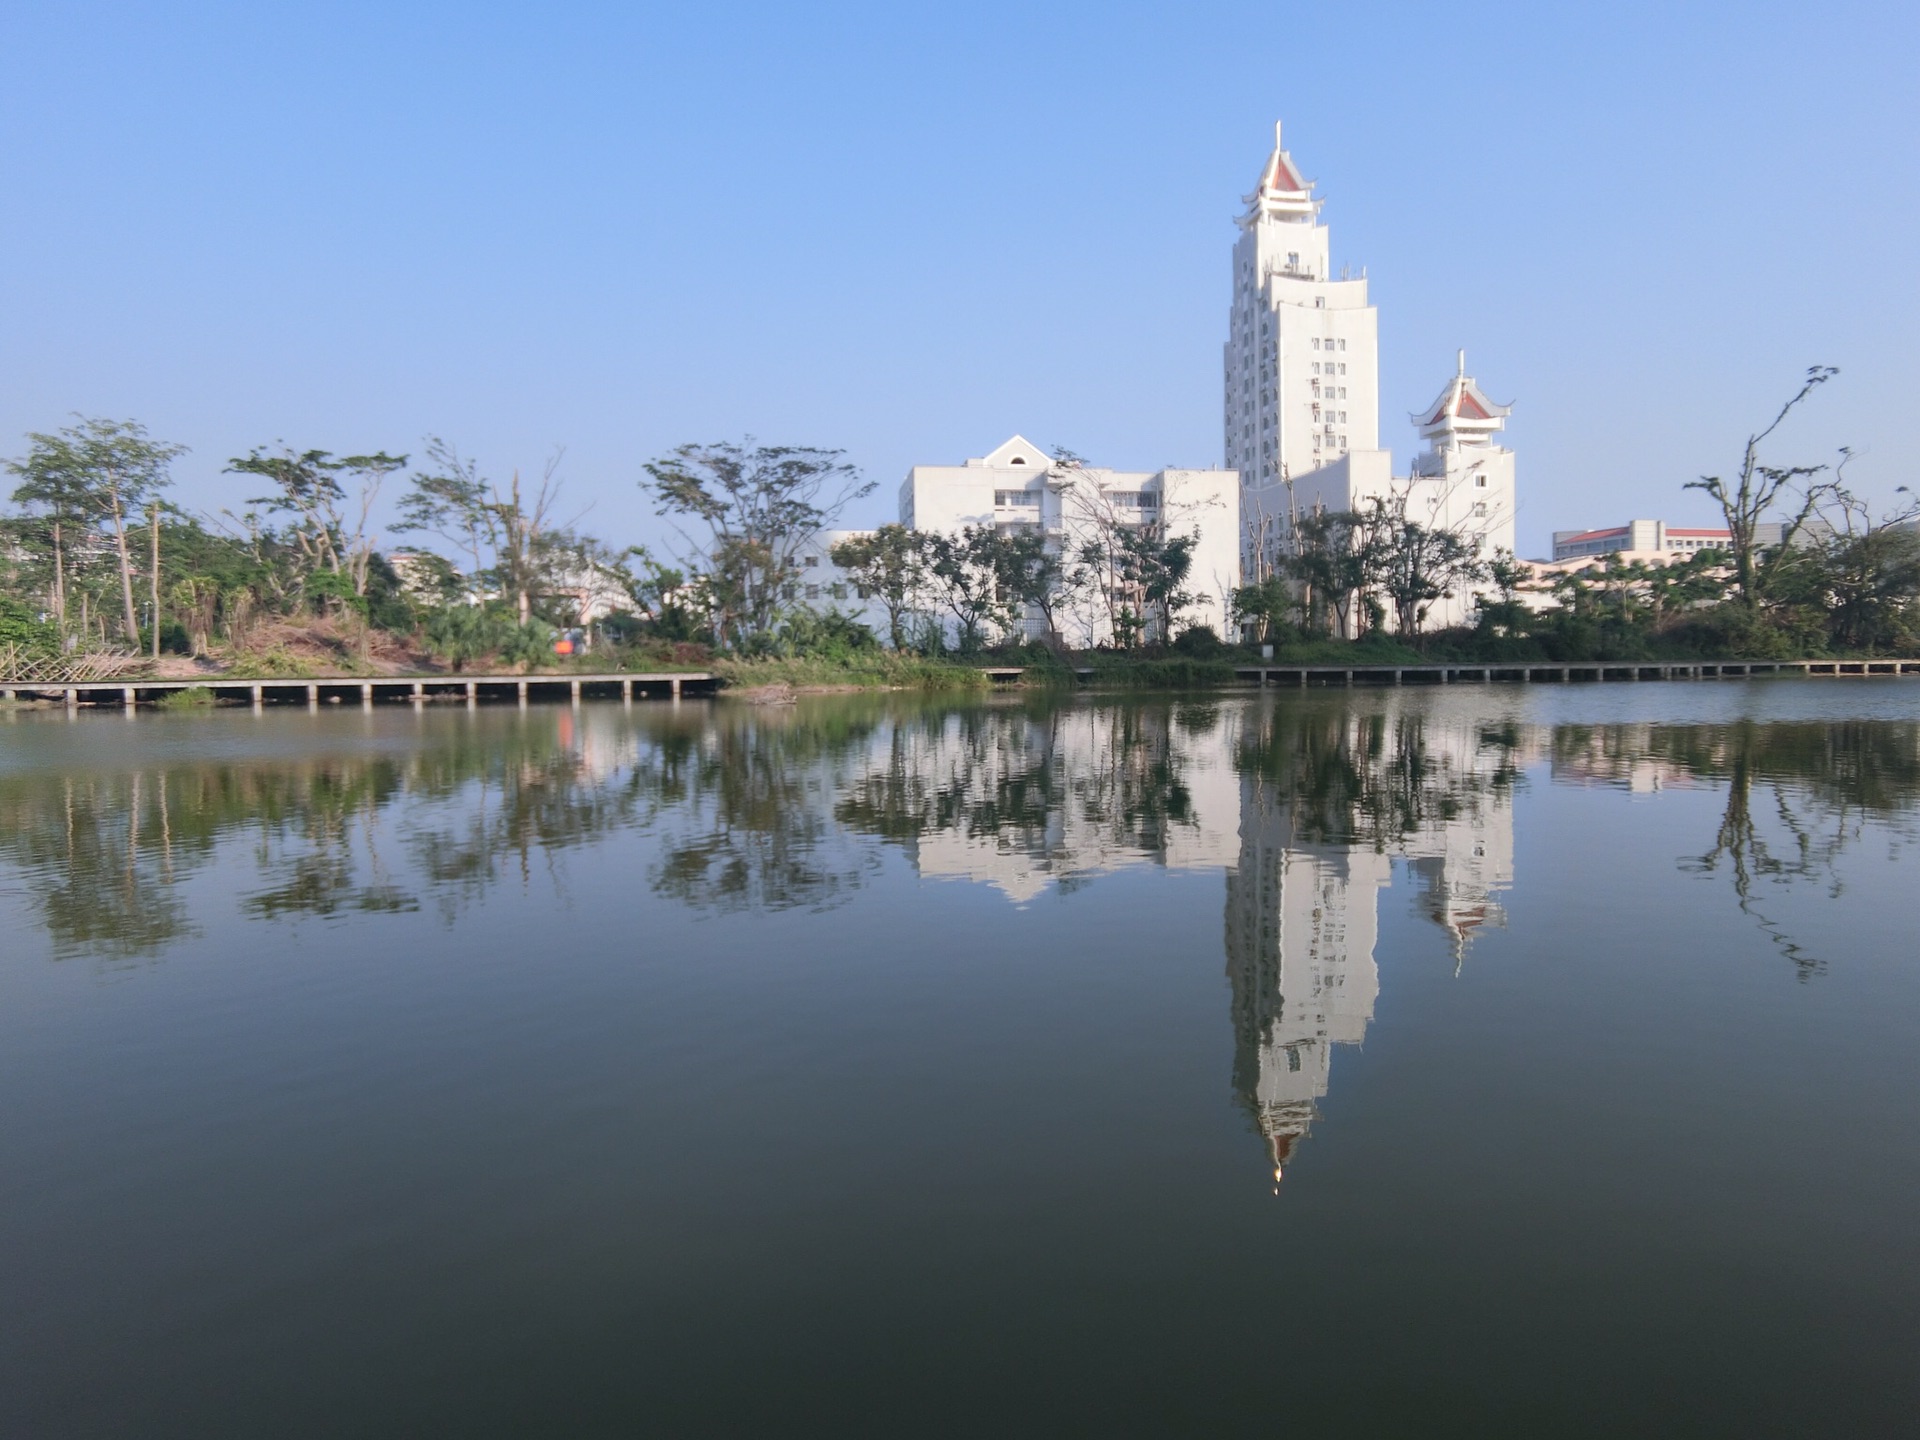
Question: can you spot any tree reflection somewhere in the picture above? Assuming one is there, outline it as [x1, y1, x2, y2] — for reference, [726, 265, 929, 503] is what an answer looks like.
[641, 705, 887, 914]
[0, 718, 660, 955]
[2, 701, 1915, 982]
[833, 700, 1206, 900]
[1553, 720, 1920, 977]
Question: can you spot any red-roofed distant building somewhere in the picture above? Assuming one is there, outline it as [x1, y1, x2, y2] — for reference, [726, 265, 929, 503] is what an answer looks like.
[1549, 520, 1782, 562]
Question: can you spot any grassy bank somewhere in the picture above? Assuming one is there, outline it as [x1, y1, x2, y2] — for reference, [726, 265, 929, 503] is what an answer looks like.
[713, 653, 991, 692]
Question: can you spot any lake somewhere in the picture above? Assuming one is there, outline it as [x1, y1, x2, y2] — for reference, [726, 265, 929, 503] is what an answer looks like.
[2, 684, 1917, 1437]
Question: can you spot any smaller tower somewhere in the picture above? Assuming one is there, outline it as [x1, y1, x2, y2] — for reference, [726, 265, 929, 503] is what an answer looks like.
[1404, 352, 1517, 628]
[1413, 350, 1513, 460]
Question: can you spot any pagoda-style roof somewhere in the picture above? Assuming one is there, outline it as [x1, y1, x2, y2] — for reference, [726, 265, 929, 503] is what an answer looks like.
[1414, 352, 1512, 446]
[1239, 121, 1322, 227]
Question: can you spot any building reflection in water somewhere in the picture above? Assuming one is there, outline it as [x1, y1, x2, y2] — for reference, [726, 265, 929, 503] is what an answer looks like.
[834, 698, 1518, 1185]
[1225, 706, 1516, 1184]
[835, 702, 1241, 902]
[4, 698, 1910, 1176]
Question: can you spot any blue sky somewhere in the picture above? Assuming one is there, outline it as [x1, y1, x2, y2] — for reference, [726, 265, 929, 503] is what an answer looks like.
[2, 0, 1913, 558]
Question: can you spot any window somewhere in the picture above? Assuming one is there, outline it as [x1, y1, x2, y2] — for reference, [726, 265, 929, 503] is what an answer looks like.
[1311, 362, 1320, 374]
[1337, 339, 1346, 351]
[1315, 297, 1326, 308]
[803, 555, 819, 568]
[1475, 474, 1488, 488]
[1339, 387, 1347, 399]
[995, 489, 1039, 507]
[1473, 502, 1488, 517]
[804, 585, 820, 599]
[1339, 363, 1347, 375]
[1311, 338, 1321, 350]
[1009, 456, 1026, 466]
[1287, 251, 1299, 269]
[829, 583, 848, 600]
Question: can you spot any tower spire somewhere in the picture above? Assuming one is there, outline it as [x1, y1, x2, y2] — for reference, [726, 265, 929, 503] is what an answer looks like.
[1240, 119, 1320, 226]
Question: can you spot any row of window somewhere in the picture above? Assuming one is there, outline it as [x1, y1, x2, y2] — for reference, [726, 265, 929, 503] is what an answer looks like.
[1312, 362, 1346, 375]
[1313, 337, 1345, 351]
[993, 489, 1041, 507]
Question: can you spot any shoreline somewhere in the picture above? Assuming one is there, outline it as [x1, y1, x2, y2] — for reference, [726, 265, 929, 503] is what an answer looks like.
[6, 656, 1920, 711]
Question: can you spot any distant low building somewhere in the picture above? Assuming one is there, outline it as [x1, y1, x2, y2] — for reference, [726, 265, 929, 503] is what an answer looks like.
[799, 437, 1241, 647]
[1550, 519, 1782, 562]
[900, 435, 1241, 645]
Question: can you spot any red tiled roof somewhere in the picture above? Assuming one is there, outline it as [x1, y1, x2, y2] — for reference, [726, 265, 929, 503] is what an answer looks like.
[1267, 153, 1305, 191]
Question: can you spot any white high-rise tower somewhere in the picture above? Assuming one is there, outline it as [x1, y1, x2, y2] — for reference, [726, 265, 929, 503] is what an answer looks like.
[1223, 122, 1380, 489]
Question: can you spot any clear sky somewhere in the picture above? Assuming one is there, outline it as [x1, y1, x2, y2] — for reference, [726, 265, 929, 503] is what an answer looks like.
[3, 0, 1913, 559]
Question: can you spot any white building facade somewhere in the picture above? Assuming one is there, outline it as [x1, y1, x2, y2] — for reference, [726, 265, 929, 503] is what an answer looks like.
[1225, 122, 1381, 488]
[1234, 124, 1519, 634]
[895, 435, 1241, 646]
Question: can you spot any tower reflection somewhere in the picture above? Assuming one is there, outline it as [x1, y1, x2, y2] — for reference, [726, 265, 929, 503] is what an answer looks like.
[1227, 704, 1516, 1181]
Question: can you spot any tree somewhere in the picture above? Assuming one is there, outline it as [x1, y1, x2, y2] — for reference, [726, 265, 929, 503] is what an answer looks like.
[226, 446, 408, 605]
[922, 525, 1013, 650]
[640, 440, 874, 648]
[1376, 517, 1484, 640]
[398, 438, 571, 626]
[1285, 508, 1375, 639]
[829, 524, 926, 649]
[1685, 367, 1840, 613]
[396, 438, 492, 581]
[1115, 524, 1197, 645]
[1801, 486, 1920, 652]
[1231, 574, 1294, 645]
[8, 417, 184, 641]
[995, 526, 1069, 643]
[1470, 548, 1533, 638]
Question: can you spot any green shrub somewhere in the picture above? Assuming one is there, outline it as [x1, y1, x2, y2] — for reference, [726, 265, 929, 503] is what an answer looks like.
[0, 598, 59, 656]
[717, 651, 988, 691]
[420, 606, 553, 672]
[156, 685, 219, 710]
[224, 647, 318, 679]
[1172, 625, 1225, 658]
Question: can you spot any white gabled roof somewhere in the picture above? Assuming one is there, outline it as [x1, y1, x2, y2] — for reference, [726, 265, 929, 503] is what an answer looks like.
[973, 435, 1050, 469]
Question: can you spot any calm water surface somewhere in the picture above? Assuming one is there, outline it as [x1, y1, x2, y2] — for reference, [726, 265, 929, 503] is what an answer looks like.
[2, 684, 1918, 1436]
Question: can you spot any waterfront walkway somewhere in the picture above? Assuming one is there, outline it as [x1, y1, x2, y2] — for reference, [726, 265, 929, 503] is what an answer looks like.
[1, 672, 719, 712]
[1234, 659, 1920, 687]
[7, 660, 1920, 711]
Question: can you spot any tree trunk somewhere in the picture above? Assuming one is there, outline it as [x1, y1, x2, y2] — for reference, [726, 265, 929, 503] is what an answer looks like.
[51, 521, 65, 627]
[111, 496, 139, 641]
[150, 503, 161, 662]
